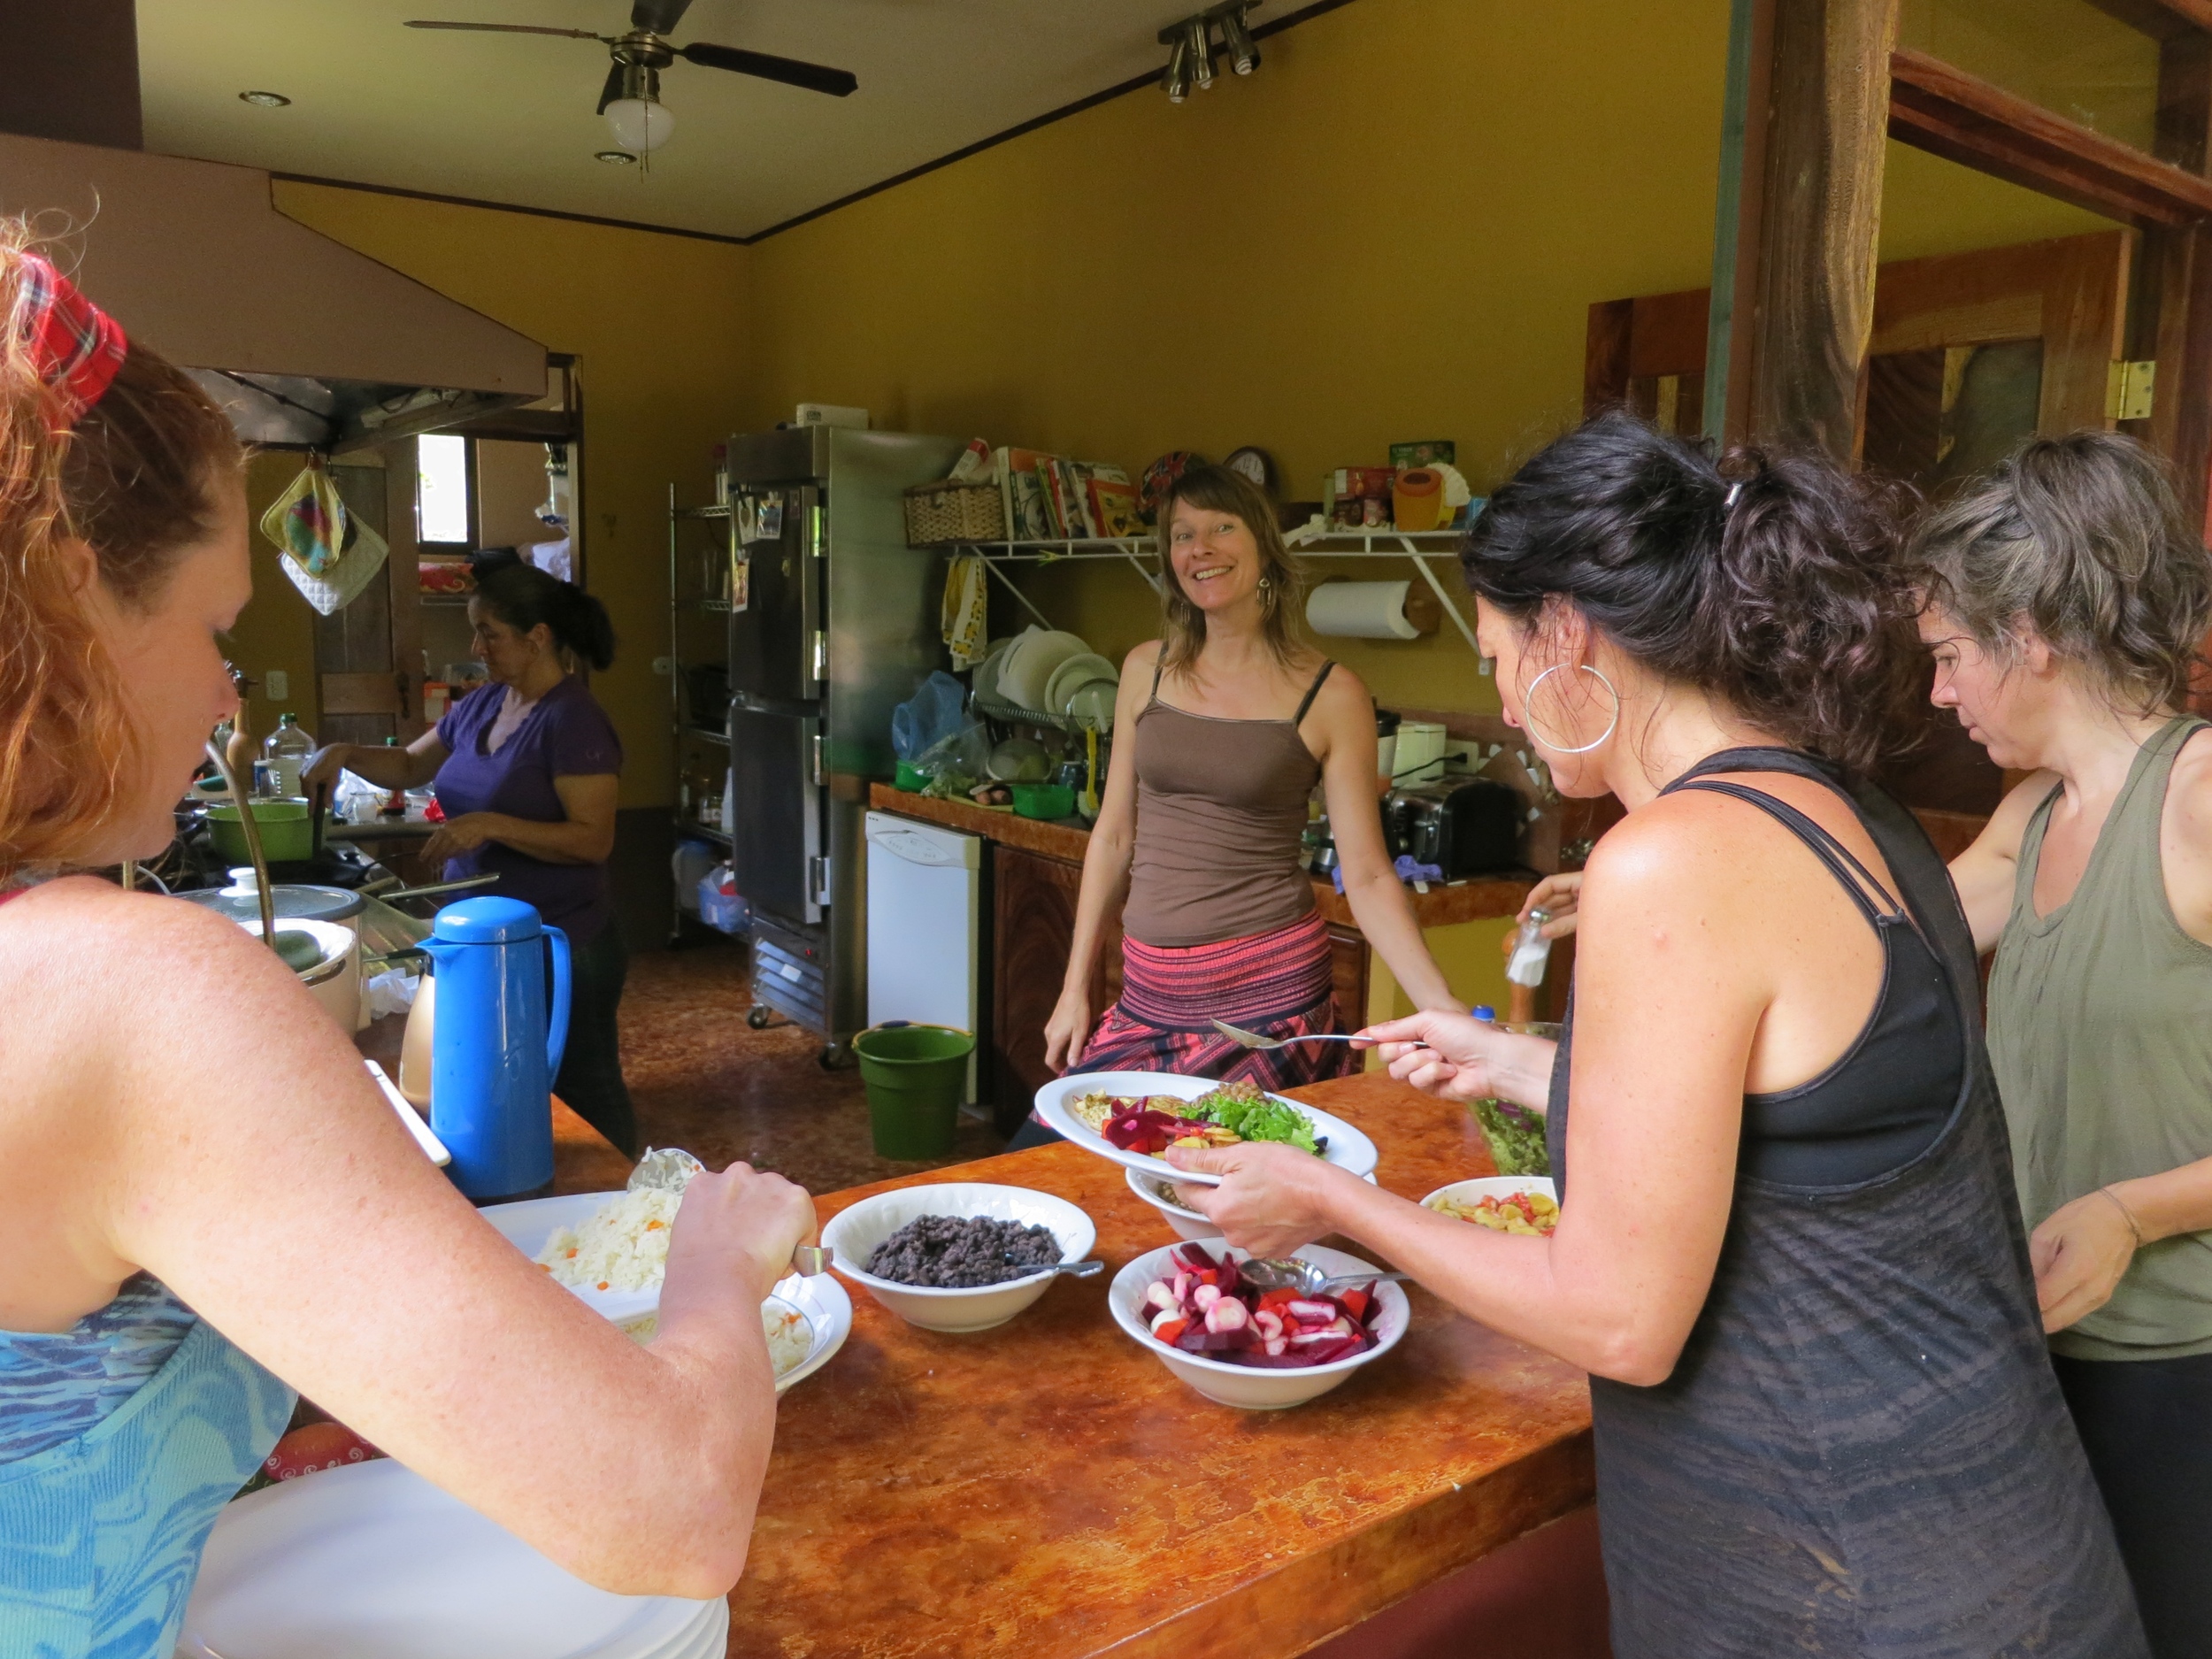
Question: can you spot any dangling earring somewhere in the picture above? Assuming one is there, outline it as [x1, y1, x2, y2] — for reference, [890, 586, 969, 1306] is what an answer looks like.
[1522, 664, 1620, 755]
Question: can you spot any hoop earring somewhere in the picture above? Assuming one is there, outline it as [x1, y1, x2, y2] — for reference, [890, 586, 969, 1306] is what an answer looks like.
[1522, 664, 1620, 755]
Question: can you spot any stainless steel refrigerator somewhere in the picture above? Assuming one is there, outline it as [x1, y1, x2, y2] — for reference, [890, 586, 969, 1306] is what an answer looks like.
[721, 426, 966, 1060]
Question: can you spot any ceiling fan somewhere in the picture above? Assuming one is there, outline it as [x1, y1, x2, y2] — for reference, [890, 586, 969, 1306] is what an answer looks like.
[405, 0, 857, 157]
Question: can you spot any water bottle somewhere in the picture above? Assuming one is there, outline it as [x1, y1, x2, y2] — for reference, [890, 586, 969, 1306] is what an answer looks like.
[262, 712, 314, 798]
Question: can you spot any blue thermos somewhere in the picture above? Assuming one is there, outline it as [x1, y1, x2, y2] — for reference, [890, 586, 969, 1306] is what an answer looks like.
[422, 896, 572, 1201]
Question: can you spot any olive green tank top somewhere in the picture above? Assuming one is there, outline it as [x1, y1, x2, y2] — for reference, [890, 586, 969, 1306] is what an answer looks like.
[1988, 713, 2212, 1361]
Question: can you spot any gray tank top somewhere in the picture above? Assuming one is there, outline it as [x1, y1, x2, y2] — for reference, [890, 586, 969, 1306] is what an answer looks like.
[1121, 657, 1332, 949]
[1988, 713, 2212, 1362]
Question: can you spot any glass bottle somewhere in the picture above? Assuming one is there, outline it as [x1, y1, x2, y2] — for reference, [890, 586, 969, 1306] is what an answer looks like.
[262, 713, 314, 799]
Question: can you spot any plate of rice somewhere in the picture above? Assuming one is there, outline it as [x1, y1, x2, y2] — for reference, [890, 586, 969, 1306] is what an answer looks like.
[481, 1188, 850, 1393]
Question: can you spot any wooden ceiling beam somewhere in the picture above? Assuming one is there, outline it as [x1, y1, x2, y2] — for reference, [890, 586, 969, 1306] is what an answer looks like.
[1889, 47, 2212, 227]
[2081, 0, 2212, 44]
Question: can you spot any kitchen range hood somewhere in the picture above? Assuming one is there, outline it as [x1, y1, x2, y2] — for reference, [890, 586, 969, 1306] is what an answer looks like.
[0, 133, 547, 449]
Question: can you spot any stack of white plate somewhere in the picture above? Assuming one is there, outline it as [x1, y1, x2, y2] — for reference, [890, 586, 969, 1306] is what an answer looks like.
[996, 628, 1089, 711]
[177, 1458, 730, 1659]
[1044, 653, 1118, 728]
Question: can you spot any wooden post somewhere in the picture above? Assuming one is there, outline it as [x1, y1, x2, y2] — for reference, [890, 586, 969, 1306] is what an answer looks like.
[1703, 0, 1775, 441]
[1708, 0, 1900, 456]
[2139, 34, 2212, 540]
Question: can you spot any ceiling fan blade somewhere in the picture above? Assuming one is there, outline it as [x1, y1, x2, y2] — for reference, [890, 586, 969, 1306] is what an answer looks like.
[404, 20, 603, 40]
[595, 60, 626, 116]
[680, 42, 857, 97]
[630, 0, 695, 34]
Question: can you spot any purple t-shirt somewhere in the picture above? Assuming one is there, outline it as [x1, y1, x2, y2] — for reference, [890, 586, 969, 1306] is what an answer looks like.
[434, 677, 623, 941]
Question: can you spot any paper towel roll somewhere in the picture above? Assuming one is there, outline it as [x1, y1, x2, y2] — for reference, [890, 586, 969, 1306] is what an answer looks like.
[1305, 580, 1421, 640]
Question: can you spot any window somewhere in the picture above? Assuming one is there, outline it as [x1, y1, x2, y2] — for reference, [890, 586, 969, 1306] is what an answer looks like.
[416, 434, 472, 546]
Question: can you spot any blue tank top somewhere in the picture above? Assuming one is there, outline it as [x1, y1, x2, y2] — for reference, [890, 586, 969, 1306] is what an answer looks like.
[0, 1279, 295, 1656]
[0, 887, 294, 1653]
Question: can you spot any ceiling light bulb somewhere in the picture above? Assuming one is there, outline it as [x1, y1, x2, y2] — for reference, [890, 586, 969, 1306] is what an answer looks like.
[1186, 19, 1216, 89]
[603, 97, 675, 154]
[1220, 9, 1260, 75]
[1162, 36, 1192, 103]
[238, 89, 291, 107]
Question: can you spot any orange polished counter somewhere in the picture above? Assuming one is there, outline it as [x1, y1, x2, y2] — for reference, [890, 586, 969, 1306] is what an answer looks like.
[556, 1075, 1596, 1658]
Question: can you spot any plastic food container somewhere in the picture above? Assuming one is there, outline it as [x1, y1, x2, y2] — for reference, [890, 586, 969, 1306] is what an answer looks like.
[1011, 782, 1075, 820]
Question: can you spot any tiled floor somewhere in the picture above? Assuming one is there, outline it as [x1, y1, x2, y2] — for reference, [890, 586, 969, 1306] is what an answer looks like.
[620, 938, 1007, 1195]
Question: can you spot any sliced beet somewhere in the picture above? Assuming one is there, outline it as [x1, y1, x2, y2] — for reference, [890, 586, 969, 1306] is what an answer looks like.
[1172, 1242, 1217, 1273]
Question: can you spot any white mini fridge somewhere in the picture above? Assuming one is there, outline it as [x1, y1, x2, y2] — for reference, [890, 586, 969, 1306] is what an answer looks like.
[864, 811, 983, 1101]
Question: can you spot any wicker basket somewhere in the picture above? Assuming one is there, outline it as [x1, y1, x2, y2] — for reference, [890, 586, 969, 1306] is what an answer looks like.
[904, 480, 1005, 546]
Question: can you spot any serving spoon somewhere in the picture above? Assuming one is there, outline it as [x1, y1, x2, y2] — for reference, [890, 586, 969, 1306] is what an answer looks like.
[1240, 1257, 1413, 1298]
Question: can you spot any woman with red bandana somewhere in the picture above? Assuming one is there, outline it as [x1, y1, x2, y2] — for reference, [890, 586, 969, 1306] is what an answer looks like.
[0, 229, 815, 1655]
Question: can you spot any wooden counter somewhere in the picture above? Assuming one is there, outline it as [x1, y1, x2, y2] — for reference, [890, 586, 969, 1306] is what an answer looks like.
[728, 1071, 1594, 1659]
[867, 785, 1536, 930]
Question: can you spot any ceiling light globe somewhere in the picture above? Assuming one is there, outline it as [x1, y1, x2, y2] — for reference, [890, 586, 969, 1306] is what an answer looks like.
[603, 97, 675, 154]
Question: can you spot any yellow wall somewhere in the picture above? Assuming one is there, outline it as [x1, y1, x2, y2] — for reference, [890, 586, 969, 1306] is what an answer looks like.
[268, 181, 754, 807]
[224, 450, 326, 739]
[257, 0, 2133, 803]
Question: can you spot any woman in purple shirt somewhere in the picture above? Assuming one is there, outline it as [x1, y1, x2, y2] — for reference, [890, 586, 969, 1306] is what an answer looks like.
[308, 556, 636, 1153]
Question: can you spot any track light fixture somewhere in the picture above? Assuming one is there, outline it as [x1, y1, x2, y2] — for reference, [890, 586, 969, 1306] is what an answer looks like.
[1186, 18, 1216, 90]
[1159, 3, 1262, 103]
[1163, 35, 1193, 104]
[1219, 7, 1261, 75]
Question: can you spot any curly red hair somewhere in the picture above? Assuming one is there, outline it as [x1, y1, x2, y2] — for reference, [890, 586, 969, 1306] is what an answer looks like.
[2, 227, 242, 879]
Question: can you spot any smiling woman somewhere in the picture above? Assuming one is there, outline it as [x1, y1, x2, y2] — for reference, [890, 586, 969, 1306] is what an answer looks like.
[1010, 465, 1458, 1147]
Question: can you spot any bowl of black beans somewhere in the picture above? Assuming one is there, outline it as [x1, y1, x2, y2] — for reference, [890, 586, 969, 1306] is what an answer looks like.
[819, 1183, 1097, 1333]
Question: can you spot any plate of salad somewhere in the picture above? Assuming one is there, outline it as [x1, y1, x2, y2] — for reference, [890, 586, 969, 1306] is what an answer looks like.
[1034, 1071, 1379, 1187]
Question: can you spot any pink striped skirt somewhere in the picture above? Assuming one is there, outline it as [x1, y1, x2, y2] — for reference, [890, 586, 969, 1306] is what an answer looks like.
[1074, 910, 1356, 1091]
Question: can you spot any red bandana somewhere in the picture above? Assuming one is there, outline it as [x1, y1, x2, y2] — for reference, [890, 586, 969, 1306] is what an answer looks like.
[12, 253, 128, 429]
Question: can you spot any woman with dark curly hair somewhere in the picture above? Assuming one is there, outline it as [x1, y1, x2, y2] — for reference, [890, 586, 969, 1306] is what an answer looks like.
[1917, 432, 2212, 1659]
[1168, 413, 2144, 1657]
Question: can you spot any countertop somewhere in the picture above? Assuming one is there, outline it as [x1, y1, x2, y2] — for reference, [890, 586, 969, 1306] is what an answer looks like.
[868, 785, 1535, 930]
[553, 1073, 1594, 1659]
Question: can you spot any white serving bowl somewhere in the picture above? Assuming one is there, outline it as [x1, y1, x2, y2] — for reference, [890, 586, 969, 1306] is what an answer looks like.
[1123, 1164, 1382, 1243]
[822, 1183, 1095, 1333]
[1419, 1174, 1559, 1226]
[1124, 1164, 1224, 1241]
[1109, 1242, 1410, 1410]
[480, 1192, 852, 1393]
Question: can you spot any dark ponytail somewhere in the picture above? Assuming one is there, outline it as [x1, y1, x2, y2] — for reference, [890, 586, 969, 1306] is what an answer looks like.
[1462, 411, 1922, 774]
[471, 551, 617, 672]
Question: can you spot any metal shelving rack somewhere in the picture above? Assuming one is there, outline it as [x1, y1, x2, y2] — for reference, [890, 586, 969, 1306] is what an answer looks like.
[954, 516, 1486, 665]
[667, 487, 735, 942]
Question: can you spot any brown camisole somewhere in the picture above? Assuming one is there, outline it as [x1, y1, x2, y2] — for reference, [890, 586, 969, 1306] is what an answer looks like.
[1120, 656, 1333, 949]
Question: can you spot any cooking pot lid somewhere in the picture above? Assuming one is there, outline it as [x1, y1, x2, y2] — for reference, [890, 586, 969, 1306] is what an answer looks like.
[177, 881, 365, 925]
[432, 895, 543, 943]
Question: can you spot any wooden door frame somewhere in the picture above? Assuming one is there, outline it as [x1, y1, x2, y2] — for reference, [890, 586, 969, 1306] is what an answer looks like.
[1701, 0, 2212, 533]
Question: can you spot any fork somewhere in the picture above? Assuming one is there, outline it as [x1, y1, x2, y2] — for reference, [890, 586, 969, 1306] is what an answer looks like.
[1210, 1018, 1426, 1051]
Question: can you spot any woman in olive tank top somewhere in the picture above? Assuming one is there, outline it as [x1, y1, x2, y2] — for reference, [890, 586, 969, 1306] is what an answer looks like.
[1023, 465, 1456, 1124]
[1916, 432, 2212, 1659]
[1169, 416, 2142, 1658]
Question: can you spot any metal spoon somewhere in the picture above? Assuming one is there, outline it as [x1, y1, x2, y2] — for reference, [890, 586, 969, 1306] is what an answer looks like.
[1035, 1259, 1106, 1279]
[1211, 1018, 1427, 1052]
[1240, 1257, 1412, 1297]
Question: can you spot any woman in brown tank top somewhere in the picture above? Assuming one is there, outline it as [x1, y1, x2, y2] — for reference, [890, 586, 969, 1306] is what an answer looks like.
[1028, 465, 1456, 1109]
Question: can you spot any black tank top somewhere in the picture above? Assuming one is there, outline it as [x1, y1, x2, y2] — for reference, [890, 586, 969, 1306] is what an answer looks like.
[1549, 748, 2143, 1658]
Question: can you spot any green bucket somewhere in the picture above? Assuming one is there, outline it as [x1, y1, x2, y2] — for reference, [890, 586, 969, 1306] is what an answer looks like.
[853, 1023, 975, 1159]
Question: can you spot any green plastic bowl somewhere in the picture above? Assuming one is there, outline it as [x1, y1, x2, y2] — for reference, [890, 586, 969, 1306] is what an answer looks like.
[1010, 783, 1075, 820]
[895, 761, 930, 793]
[853, 1023, 976, 1159]
[207, 799, 314, 864]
